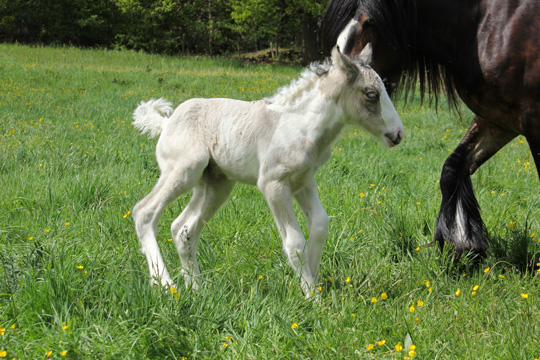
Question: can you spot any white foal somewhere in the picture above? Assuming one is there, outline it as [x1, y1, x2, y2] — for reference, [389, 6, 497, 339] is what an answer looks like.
[132, 46, 404, 296]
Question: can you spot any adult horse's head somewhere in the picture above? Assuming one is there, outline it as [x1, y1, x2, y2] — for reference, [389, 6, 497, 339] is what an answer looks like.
[322, 0, 457, 109]
[323, 0, 416, 97]
[328, 46, 404, 147]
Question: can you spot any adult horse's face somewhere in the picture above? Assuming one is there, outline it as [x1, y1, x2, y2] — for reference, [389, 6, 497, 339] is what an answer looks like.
[337, 12, 402, 96]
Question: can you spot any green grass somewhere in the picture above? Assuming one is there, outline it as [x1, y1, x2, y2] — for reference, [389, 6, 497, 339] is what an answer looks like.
[1, 44, 540, 359]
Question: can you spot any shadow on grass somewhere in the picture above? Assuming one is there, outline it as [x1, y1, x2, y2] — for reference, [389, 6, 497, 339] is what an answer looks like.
[488, 219, 540, 273]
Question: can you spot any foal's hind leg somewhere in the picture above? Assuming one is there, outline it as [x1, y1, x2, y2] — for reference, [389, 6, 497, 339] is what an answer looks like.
[435, 116, 516, 257]
[294, 179, 329, 283]
[133, 154, 209, 287]
[171, 174, 236, 289]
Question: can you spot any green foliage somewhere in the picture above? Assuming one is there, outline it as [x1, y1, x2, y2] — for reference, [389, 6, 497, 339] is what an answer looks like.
[1, 44, 540, 359]
[0, 0, 328, 57]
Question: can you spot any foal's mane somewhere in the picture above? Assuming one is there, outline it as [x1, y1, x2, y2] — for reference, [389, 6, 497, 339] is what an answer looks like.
[322, 0, 460, 110]
[266, 60, 331, 107]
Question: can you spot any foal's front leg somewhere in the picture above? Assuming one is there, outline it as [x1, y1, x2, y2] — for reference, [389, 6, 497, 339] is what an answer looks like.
[294, 179, 329, 283]
[259, 179, 315, 296]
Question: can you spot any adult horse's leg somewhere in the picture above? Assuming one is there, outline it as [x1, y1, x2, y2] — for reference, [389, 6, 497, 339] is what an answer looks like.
[522, 106, 540, 180]
[435, 116, 517, 257]
[259, 179, 315, 296]
[133, 152, 209, 287]
[294, 179, 329, 283]
[171, 174, 236, 289]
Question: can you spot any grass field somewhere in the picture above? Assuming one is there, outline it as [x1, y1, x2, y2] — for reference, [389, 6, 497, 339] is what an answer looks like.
[1, 44, 540, 359]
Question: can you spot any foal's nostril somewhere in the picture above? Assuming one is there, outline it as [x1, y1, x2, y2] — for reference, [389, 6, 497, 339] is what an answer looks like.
[385, 131, 403, 145]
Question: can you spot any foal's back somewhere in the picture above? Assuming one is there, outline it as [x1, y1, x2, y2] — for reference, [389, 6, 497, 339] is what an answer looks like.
[159, 98, 278, 186]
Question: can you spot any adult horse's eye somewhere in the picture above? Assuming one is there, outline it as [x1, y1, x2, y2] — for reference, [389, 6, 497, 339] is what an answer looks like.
[365, 91, 379, 100]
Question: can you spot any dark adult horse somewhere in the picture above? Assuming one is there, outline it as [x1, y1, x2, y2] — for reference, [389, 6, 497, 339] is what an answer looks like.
[322, 0, 540, 258]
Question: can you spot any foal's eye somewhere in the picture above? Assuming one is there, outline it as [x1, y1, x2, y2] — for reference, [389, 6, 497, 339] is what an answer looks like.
[365, 91, 379, 100]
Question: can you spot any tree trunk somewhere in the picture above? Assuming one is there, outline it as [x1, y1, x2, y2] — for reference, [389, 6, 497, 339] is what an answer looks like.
[301, 16, 321, 66]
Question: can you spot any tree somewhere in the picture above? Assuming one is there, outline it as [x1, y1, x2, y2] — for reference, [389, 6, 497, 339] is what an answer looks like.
[230, 0, 327, 63]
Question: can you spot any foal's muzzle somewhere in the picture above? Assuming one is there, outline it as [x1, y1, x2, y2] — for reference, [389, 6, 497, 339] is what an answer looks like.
[384, 130, 403, 147]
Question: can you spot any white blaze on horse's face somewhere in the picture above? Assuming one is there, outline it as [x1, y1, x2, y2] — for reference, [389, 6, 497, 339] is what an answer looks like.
[331, 46, 404, 147]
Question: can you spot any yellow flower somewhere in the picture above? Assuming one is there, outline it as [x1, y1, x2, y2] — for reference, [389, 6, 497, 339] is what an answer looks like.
[409, 350, 417, 358]
[28, 236, 34, 241]
[428, 287, 433, 293]
[455, 289, 461, 296]
[169, 287, 177, 294]
[64, 222, 70, 226]
[484, 267, 490, 273]
[499, 275, 505, 279]
[291, 322, 298, 329]
[521, 293, 529, 299]
[359, 192, 365, 198]
[76, 265, 84, 270]
[167, 238, 173, 242]
[0, 328, 4, 336]
[346, 277, 351, 283]
[409, 345, 416, 351]
[366, 344, 374, 350]
[0, 350, 6, 358]
[371, 297, 378, 303]
[409, 306, 415, 312]
[44, 228, 50, 233]
[415, 317, 420, 322]
[222, 343, 228, 348]
[381, 292, 388, 300]
[422, 280, 430, 287]
[395, 344, 403, 352]
[472, 291, 477, 296]
[508, 221, 516, 227]
[258, 275, 263, 280]
[62, 325, 69, 330]
[473, 285, 479, 291]
[416, 300, 424, 307]
[46, 350, 53, 357]
[60, 350, 67, 356]
[377, 340, 386, 346]
[414, 247, 420, 251]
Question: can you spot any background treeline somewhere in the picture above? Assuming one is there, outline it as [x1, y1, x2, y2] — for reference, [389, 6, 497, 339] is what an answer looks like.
[0, 0, 328, 63]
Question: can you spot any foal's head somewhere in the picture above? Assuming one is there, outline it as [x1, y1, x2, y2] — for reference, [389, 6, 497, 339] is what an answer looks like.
[327, 46, 404, 147]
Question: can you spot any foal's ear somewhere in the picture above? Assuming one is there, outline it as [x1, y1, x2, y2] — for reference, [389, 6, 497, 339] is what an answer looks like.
[358, 43, 373, 65]
[332, 46, 359, 83]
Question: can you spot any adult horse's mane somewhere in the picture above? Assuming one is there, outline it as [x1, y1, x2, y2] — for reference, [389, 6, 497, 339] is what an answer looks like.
[322, 0, 459, 110]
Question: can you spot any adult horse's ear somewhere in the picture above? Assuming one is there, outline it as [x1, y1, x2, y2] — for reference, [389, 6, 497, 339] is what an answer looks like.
[358, 43, 373, 65]
[332, 46, 359, 83]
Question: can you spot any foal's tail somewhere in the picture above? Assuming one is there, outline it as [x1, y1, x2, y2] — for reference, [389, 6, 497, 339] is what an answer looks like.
[132, 98, 174, 138]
